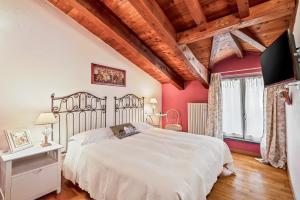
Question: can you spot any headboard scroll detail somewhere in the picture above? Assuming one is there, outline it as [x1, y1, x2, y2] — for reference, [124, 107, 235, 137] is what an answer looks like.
[114, 94, 144, 125]
[51, 92, 107, 152]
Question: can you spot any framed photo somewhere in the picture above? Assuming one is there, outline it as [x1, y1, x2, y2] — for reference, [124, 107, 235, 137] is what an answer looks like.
[5, 129, 33, 152]
[91, 63, 126, 87]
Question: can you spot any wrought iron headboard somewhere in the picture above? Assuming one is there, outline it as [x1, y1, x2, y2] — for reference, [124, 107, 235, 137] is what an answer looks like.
[51, 92, 107, 152]
[114, 94, 144, 125]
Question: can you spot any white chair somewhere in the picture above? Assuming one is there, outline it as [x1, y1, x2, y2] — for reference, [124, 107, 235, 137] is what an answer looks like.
[165, 109, 182, 131]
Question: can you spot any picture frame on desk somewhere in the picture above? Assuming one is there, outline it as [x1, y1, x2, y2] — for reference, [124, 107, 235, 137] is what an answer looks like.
[5, 129, 33, 153]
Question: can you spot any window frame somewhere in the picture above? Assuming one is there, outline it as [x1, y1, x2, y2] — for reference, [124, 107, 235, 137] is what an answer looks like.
[221, 75, 263, 144]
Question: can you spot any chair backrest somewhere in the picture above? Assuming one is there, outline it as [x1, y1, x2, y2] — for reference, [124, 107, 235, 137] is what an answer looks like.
[166, 109, 180, 125]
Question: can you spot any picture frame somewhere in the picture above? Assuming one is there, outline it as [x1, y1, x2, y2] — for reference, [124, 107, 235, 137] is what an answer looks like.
[91, 63, 126, 87]
[5, 129, 33, 152]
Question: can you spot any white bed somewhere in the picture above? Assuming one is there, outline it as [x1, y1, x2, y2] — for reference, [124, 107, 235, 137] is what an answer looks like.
[63, 126, 235, 200]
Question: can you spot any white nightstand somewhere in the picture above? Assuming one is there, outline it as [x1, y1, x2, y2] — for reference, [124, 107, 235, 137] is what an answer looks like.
[0, 142, 63, 200]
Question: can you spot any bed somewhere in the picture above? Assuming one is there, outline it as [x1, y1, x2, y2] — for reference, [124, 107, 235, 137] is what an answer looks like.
[51, 93, 235, 200]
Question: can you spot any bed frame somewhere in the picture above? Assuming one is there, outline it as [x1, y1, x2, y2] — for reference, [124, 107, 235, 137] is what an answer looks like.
[51, 92, 107, 151]
[114, 94, 144, 125]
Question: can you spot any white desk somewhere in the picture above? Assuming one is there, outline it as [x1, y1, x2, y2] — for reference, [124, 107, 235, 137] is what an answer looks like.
[145, 113, 167, 128]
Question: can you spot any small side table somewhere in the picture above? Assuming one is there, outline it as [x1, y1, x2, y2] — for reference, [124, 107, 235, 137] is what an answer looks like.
[145, 113, 167, 128]
[0, 142, 63, 200]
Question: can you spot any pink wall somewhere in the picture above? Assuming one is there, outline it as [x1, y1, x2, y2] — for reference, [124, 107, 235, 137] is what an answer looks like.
[162, 52, 261, 156]
[224, 138, 261, 157]
[213, 52, 262, 74]
[162, 80, 208, 131]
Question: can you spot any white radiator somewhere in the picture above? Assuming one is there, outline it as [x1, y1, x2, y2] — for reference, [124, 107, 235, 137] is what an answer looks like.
[188, 103, 208, 134]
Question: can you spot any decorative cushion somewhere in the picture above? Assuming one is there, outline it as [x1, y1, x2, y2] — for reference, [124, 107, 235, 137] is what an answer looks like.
[110, 123, 140, 139]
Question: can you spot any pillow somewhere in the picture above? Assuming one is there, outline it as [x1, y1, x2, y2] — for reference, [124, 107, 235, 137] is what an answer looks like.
[110, 123, 140, 139]
[69, 128, 114, 145]
[131, 122, 153, 130]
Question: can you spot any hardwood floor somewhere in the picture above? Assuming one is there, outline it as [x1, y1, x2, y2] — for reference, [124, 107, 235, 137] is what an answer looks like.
[41, 153, 294, 200]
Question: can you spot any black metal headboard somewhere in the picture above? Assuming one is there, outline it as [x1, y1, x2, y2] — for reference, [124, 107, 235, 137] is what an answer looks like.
[51, 92, 107, 151]
[114, 94, 144, 125]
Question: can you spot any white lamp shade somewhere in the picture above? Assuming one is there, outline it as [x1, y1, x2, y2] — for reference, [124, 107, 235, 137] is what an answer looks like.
[35, 113, 57, 125]
[149, 98, 158, 104]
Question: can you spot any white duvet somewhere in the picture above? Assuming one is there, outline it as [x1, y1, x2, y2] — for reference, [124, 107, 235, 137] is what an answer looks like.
[63, 128, 235, 200]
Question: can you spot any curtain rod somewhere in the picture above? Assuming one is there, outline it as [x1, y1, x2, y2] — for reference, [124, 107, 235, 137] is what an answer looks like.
[219, 67, 262, 74]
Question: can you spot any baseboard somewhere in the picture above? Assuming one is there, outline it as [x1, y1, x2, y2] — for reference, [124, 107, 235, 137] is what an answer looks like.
[230, 148, 260, 157]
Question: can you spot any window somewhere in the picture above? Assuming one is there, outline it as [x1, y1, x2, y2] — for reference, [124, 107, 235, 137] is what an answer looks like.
[221, 76, 264, 142]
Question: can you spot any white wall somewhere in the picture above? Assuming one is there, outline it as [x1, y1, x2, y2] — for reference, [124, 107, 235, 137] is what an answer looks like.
[294, 2, 300, 47]
[286, 87, 300, 200]
[288, 4, 300, 199]
[0, 0, 162, 148]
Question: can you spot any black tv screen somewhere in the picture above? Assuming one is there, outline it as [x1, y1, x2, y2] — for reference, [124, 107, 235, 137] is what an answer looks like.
[260, 31, 299, 86]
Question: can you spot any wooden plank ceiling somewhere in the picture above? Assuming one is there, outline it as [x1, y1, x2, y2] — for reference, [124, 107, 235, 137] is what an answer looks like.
[48, 0, 297, 89]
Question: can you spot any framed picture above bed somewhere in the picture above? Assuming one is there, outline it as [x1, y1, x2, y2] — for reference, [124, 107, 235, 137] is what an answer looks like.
[91, 63, 126, 87]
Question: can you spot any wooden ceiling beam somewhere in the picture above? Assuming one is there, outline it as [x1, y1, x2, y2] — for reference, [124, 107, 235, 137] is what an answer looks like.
[226, 33, 244, 58]
[209, 35, 221, 69]
[183, 0, 207, 26]
[231, 29, 266, 52]
[48, 0, 185, 89]
[127, 0, 209, 87]
[236, 0, 250, 18]
[177, 0, 295, 44]
[178, 44, 208, 80]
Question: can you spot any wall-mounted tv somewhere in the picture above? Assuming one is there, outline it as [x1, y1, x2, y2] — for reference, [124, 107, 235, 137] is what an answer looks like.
[260, 30, 300, 87]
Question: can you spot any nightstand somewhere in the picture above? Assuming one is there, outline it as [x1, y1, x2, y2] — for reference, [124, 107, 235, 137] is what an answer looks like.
[0, 142, 63, 200]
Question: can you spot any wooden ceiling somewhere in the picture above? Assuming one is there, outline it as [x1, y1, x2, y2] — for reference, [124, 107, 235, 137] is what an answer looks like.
[48, 0, 297, 89]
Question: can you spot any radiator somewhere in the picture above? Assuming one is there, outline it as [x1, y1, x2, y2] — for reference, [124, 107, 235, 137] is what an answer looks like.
[188, 103, 208, 134]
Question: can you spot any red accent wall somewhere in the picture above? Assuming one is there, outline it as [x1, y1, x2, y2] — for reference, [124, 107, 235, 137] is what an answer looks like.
[162, 52, 261, 156]
[162, 80, 208, 132]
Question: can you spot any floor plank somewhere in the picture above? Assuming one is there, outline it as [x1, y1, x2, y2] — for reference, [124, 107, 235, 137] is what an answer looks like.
[41, 153, 294, 200]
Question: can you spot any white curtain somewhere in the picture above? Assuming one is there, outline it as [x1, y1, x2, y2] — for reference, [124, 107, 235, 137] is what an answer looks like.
[221, 79, 243, 137]
[244, 77, 264, 142]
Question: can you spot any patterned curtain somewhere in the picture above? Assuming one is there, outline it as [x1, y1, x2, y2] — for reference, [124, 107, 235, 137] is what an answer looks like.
[206, 73, 223, 139]
[260, 84, 287, 168]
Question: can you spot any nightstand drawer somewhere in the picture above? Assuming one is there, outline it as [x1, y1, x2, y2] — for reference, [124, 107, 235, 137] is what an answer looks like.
[11, 164, 58, 200]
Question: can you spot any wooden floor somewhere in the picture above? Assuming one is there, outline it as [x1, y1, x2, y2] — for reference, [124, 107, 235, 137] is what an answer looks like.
[41, 153, 294, 200]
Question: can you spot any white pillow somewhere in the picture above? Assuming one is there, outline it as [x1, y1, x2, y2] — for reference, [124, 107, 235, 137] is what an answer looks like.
[131, 122, 153, 130]
[69, 128, 114, 145]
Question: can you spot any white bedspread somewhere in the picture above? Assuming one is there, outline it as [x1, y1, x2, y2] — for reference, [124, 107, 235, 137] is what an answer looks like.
[63, 128, 235, 200]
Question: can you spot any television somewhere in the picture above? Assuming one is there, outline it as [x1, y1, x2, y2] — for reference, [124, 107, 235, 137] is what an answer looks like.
[260, 30, 300, 87]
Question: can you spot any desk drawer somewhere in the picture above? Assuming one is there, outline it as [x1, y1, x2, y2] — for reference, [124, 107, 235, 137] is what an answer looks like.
[11, 164, 58, 200]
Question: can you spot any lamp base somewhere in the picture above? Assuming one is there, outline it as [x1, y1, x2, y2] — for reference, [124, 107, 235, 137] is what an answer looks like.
[41, 142, 52, 147]
[41, 135, 51, 147]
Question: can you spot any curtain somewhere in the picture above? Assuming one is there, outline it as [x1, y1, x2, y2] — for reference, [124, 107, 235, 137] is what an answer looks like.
[221, 79, 243, 137]
[260, 84, 287, 168]
[244, 77, 264, 142]
[206, 73, 223, 139]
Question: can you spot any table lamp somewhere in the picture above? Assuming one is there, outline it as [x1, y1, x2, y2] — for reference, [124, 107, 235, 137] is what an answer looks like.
[35, 112, 56, 147]
[149, 98, 158, 114]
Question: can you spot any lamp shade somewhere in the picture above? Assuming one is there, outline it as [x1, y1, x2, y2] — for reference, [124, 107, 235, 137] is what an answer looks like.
[149, 98, 158, 104]
[35, 112, 57, 125]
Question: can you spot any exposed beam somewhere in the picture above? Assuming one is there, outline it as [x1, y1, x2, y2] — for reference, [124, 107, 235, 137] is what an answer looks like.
[48, 0, 184, 89]
[236, 0, 250, 18]
[231, 29, 266, 52]
[183, 0, 207, 26]
[209, 35, 221, 69]
[127, 0, 209, 86]
[178, 44, 209, 81]
[177, 0, 295, 44]
[226, 33, 244, 58]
